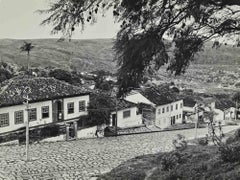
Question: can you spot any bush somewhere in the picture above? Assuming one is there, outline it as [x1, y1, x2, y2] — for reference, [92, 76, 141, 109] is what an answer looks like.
[160, 152, 181, 171]
[219, 143, 240, 162]
[198, 136, 208, 146]
[172, 134, 187, 151]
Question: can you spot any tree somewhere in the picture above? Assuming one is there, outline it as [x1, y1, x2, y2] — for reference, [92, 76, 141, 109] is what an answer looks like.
[40, 0, 240, 96]
[88, 93, 112, 126]
[20, 41, 34, 71]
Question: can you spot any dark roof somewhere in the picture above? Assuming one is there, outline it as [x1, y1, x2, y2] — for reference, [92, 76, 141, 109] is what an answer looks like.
[0, 77, 90, 107]
[141, 87, 181, 106]
[215, 99, 235, 111]
[112, 99, 137, 111]
[183, 97, 196, 107]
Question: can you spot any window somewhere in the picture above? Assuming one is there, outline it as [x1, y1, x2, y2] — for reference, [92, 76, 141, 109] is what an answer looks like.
[162, 107, 165, 113]
[28, 108, 37, 121]
[167, 106, 169, 112]
[42, 106, 49, 119]
[171, 105, 173, 111]
[179, 114, 182, 119]
[67, 102, 74, 114]
[158, 108, 161, 114]
[176, 115, 178, 119]
[0, 113, 9, 127]
[180, 103, 183, 108]
[176, 104, 178, 110]
[15, 110, 24, 124]
[79, 101, 86, 112]
[123, 110, 131, 118]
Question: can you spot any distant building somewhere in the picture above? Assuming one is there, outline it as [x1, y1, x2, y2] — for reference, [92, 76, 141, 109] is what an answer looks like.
[109, 99, 142, 128]
[125, 87, 183, 129]
[203, 99, 237, 124]
[0, 77, 90, 134]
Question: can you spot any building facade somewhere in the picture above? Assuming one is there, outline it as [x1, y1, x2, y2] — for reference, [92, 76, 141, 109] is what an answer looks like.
[125, 88, 183, 129]
[0, 77, 90, 134]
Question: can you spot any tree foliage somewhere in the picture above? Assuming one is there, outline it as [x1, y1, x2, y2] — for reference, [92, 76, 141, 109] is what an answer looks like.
[40, 0, 240, 96]
[88, 93, 112, 126]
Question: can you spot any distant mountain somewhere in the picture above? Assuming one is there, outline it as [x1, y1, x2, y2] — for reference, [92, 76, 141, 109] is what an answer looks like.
[0, 39, 239, 73]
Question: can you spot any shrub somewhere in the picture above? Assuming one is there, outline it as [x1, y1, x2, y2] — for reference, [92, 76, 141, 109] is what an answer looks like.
[172, 134, 187, 151]
[198, 136, 208, 146]
[219, 143, 240, 162]
[160, 152, 181, 171]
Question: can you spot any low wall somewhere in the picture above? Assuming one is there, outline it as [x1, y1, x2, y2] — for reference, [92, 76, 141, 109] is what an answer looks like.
[77, 126, 100, 139]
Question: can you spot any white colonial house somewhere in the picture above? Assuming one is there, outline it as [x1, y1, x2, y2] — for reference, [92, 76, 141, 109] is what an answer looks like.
[0, 77, 90, 134]
[125, 87, 183, 129]
[108, 99, 142, 128]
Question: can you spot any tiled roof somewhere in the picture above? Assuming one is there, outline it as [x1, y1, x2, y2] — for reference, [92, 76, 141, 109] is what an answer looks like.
[110, 99, 137, 111]
[90, 93, 137, 112]
[215, 99, 235, 111]
[141, 87, 181, 106]
[0, 77, 90, 107]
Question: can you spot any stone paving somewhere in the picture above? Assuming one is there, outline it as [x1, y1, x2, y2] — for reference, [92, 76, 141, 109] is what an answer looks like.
[0, 125, 239, 180]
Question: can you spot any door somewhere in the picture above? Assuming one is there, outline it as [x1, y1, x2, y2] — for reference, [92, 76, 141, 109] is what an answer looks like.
[53, 100, 63, 122]
[112, 114, 116, 126]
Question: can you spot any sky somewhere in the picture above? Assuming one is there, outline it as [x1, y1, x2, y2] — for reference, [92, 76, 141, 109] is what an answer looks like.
[0, 0, 120, 39]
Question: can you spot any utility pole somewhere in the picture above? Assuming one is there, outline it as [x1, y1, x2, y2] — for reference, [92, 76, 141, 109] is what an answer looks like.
[115, 96, 118, 136]
[111, 86, 118, 136]
[195, 103, 199, 139]
[23, 91, 30, 161]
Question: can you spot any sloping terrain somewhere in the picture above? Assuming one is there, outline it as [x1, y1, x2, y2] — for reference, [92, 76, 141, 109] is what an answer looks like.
[0, 38, 115, 72]
[0, 38, 239, 73]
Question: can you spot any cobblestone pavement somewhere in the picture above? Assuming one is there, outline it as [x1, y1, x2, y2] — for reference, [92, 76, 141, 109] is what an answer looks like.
[0, 125, 239, 180]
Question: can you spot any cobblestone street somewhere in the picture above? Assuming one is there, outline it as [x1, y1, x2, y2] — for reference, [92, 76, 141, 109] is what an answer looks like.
[0, 125, 239, 180]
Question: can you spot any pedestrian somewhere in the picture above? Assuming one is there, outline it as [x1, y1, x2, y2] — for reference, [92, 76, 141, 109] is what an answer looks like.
[95, 129, 99, 138]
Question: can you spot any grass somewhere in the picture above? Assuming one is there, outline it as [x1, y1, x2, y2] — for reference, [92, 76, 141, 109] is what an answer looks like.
[98, 129, 240, 180]
[0, 39, 239, 74]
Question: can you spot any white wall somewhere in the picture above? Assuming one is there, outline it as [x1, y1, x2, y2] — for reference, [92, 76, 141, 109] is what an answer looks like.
[214, 109, 225, 124]
[183, 106, 195, 113]
[111, 107, 142, 128]
[0, 100, 52, 134]
[155, 100, 183, 129]
[63, 95, 89, 120]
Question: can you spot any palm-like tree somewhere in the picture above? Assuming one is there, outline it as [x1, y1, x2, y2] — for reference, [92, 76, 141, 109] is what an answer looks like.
[20, 41, 34, 71]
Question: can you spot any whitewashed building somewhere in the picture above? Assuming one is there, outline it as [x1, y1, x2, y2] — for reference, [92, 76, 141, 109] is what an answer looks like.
[125, 87, 183, 129]
[109, 99, 142, 128]
[0, 77, 90, 134]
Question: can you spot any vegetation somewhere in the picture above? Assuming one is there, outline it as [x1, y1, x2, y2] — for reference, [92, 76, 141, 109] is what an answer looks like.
[87, 93, 113, 126]
[20, 41, 34, 71]
[98, 129, 240, 180]
[40, 0, 240, 96]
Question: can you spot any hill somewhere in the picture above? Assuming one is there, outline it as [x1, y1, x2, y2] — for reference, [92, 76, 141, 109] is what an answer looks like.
[0, 38, 115, 72]
[0, 39, 239, 73]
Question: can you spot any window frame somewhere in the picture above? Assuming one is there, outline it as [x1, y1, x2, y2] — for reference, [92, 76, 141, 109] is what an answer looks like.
[162, 107, 165, 113]
[67, 102, 74, 114]
[176, 104, 178, 110]
[123, 110, 131, 119]
[0, 113, 9, 127]
[79, 101, 86, 112]
[42, 106, 49, 119]
[28, 108, 37, 122]
[166, 106, 169, 112]
[14, 110, 24, 124]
